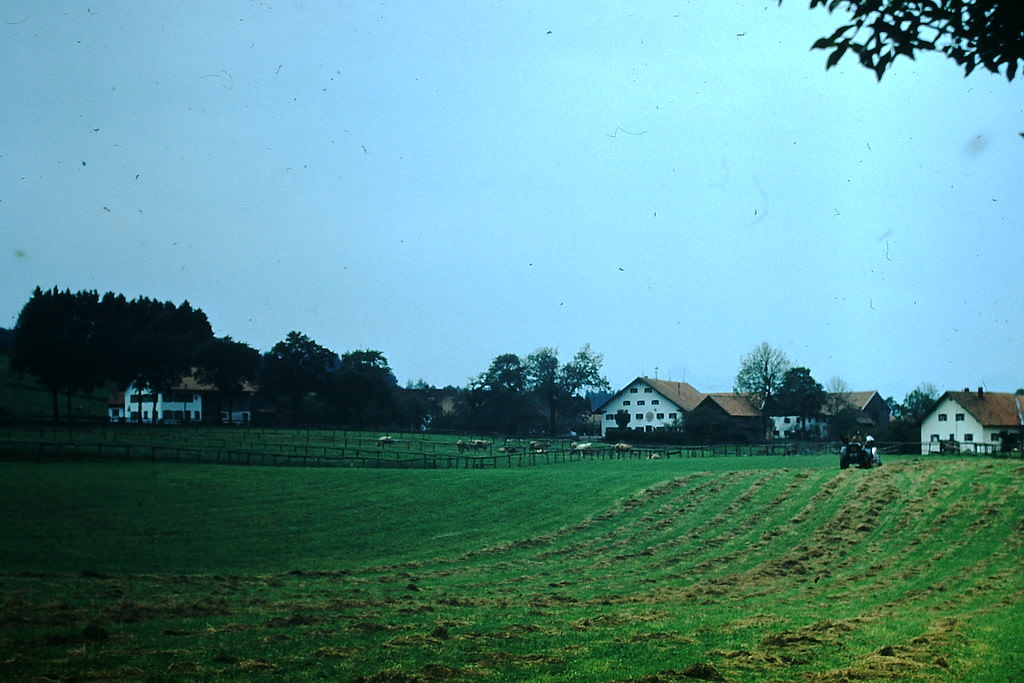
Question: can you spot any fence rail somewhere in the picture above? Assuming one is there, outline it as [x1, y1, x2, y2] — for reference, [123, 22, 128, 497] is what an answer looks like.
[0, 433, 1018, 469]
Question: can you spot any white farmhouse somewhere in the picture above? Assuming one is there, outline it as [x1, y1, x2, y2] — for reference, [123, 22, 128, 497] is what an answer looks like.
[920, 388, 1022, 454]
[109, 373, 255, 424]
[593, 377, 704, 437]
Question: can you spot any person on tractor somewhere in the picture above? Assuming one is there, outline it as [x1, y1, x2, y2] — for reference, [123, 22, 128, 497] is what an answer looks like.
[865, 435, 881, 466]
[840, 432, 871, 469]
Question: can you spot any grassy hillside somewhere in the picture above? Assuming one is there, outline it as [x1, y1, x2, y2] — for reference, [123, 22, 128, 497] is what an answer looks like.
[0, 457, 1020, 681]
[0, 352, 110, 422]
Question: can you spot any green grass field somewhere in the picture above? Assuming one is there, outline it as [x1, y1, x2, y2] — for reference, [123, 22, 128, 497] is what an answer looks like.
[0, 452, 1021, 681]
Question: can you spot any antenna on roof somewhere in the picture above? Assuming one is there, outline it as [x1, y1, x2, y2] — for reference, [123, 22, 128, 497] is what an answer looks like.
[654, 366, 659, 379]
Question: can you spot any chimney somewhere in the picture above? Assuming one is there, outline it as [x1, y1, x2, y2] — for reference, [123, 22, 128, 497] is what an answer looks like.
[978, 387, 984, 399]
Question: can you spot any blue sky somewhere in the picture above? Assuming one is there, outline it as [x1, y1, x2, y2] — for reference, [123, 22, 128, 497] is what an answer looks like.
[3, 1, 1021, 400]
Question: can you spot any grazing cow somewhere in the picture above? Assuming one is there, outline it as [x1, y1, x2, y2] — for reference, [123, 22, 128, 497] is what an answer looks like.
[647, 453, 661, 460]
[613, 442, 633, 452]
[571, 442, 592, 452]
[529, 440, 550, 452]
[378, 435, 395, 446]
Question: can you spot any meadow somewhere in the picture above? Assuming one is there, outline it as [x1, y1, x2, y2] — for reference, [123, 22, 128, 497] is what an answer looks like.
[0, 440, 1021, 681]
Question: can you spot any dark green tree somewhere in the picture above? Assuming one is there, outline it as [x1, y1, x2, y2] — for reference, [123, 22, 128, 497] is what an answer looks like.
[771, 367, 826, 437]
[787, 0, 1024, 81]
[614, 409, 631, 429]
[260, 332, 339, 425]
[11, 287, 103, 421]
[194, 336, 261, 423]
[896, 383, 940, 424]
[331, 349, 398, 427]
[888, 382, 939, 442]
[94, 292, 137, 391]
[0, 327, 13, 353]
[525, 347, 562, 436]
[526, 345, 610, 436]
[472, 353, 531, 433]
[130, 298, 213, 422]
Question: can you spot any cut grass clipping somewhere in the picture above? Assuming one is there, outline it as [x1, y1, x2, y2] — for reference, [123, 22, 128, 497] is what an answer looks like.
[0, 455, 1021, 681]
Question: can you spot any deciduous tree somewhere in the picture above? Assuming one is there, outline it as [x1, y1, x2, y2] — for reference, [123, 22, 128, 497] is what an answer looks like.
[194, 336, 261, 423]
[734, 342, 791, 410]
[786, 0, 1024, 81]
[526, 345, 610, 436]
[332, 349, 398, 427]
[260, 332, 339, 425]
[472, 353, 530, 433]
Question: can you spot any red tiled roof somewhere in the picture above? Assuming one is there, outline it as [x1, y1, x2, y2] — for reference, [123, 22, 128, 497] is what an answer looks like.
[821, 390, 882, 416]
[593, 377, 704, 413]
[700, 393, 762, 417]
[942, 391, 1022, 428]
[643, 378, 705, 412]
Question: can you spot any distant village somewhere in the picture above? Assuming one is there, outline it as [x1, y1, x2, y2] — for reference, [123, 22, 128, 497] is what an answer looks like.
[4, 288, 1021, 454]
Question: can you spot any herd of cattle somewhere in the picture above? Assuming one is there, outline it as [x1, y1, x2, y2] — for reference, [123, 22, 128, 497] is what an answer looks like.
[376, 435, 662, 459]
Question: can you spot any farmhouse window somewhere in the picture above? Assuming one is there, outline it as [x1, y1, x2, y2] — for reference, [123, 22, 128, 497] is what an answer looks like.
[605, 414, 615, 421]
[657, 413, 664, 419]
[964, 433, 974, 441]
[938, 414, 948, 422]
[651, 399, 660, 405]
[637, 400, 645, 405]
[930, 434, 939, 441]
[630, 388, 639, 393]
[955, 413, 965, 421]
[668, 413, 677, 419]
[991, 434, 1000, 441]
[635, 413, 643, 420]
[644, 387, 653, 393]
[623, 400, 631, 406]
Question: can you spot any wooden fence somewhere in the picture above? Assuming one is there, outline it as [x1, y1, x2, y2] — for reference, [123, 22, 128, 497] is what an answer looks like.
[0, 439, 812, 469]
[1, 434, 1017, 469]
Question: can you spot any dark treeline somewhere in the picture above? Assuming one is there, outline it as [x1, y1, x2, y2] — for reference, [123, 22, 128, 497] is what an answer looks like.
[429, 345, 611, 436]
[12, 287, 219, 422]
[6, 287, 610, 435]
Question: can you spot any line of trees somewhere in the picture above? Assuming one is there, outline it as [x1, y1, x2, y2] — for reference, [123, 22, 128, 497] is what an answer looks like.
[6, 287, 611, 434]
[8, 289, 942, 439]
[7, 287, 403, 428]
[733, 341, 940, 441]
[434, 345, 611, 436]
[11, 287, 215, 422]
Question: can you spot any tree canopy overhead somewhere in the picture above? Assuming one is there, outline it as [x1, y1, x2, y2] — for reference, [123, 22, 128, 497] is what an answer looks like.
[790, 0, 1024, 81]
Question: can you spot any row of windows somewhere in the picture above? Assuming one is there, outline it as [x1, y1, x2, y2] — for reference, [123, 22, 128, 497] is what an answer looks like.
[628, 387, 654, 393]
[130, 410, 201, 420]
[936, 413, 965, 422]
[605, 412, 677, 421]
[930, 433, 999, 442]
[621, 399, 660, 406]
[130, 392, 200, 404]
